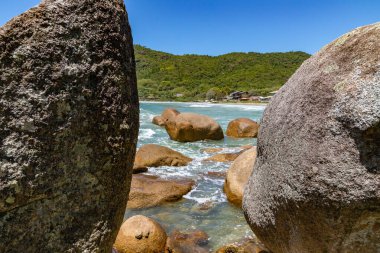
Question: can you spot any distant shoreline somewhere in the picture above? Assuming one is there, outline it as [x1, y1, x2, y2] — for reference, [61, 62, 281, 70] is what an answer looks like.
[140, 100, 268, 106]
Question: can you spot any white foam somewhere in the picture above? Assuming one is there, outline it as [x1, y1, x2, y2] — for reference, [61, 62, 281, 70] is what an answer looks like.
[139, 129, 155, 140]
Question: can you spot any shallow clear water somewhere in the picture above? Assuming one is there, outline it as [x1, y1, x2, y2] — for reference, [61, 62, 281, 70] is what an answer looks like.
[124, 101, 265, 250]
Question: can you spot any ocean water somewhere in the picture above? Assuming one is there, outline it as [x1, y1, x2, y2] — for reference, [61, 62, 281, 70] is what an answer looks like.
[124, 101, 265, 250]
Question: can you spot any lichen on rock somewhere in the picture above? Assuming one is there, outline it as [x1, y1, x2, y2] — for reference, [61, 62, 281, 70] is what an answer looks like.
[0, 0, 139, 252]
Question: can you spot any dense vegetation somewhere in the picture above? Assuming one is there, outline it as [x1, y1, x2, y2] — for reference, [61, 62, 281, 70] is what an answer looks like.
[135, 45, 310, 101]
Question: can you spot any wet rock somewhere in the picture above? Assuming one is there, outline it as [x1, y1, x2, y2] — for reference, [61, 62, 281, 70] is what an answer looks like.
[225, 148, 257, 206]
[165, 113, 224, 142]
[226, 118, 260, 138]
[127, 174, 194, 209]
[216, 237, 270, 253]
[243, 23, 380, 253]
[114, 215, 167, 253]
[0, 0, 138, 252]
[133, 144, 192, 171]
[205, 171, 227, 178]
[165, 230, 210, 253]
[200, 147, 224, 154]
[204, 151, 244, 163]
[152, 108, 180, 127]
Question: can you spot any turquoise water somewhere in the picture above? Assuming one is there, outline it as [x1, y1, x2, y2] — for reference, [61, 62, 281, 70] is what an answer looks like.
[124, 101, 265, 250]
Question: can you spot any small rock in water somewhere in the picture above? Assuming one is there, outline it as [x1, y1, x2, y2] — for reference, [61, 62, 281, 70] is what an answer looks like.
[204, 151, 244, 163]
[226, 118, 260, 138]
[127, 174, 194, 209]
[114, 215, 167, 253]
[165, 230, 210, 253]
[165, 112, 224, 142]
[133, 144, 192, 171]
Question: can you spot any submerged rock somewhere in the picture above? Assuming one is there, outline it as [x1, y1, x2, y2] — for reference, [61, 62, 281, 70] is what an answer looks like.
[114, 215, 167, 253]
[0, 0, 138, 252]
[133, 144, 192, 171]
[216, 237, 270, 253]
[226, 118, 260, 138]
[243, 23, 380, 253]
[224, 148, 257, 206]
[165, 113, 224, 142]
[127, 174, 194, 209]
[165, 230, 210, 253]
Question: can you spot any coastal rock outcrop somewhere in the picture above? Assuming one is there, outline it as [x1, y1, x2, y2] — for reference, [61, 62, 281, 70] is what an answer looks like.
[114, 215, 167, 253]
[226, 118, 259, 138]
[0, 0, 138, 252]
[127, 174, 194, 209]
[165, 230, 210, 253]
[243, 23, 380, 253]
[133, 144, 192, 171]
[165, 113, 224, 142]
[224, 148, 257, 206]
[152, 116, 165, 126]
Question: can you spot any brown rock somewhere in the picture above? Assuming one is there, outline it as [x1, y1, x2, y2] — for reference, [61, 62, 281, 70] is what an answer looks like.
[0, 0, 138, 252]
[165, 113, 224, 142]
[127, 174, 194, 209]
[162, 108, 181, 122]
[114, 215, 167, 253]
[152, 116, 166, 126]
[243, 23, 380, 253]
[133, 144, 192, 171]
[165, 230, 210, 253]
[216, 238, 270, 253]
[226, 118, 260, 138]
[204, 151, 244, 163]
[200, 147, 224, 154]
[204, 171, 227, 178]
[225, 148, 257, 206]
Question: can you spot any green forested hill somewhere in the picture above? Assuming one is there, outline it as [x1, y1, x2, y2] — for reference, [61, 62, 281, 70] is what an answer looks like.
[135, 45, 310, 101]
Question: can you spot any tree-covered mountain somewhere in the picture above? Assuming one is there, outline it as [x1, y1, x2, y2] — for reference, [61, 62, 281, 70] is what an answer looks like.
[135, 45, 310, 101]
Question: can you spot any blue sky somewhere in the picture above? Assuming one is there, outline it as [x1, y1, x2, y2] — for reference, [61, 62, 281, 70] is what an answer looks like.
[1, 1, 379, 55]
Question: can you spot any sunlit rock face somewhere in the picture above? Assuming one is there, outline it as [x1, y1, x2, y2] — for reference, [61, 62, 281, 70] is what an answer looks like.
[0, 0, 139, 251]
[243, 23, 380, 253]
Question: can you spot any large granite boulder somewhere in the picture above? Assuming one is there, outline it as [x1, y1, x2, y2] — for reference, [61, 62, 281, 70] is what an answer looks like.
[165, 113, 224, 142]
[224, 148, 257, 206]
[114, 215, 167, 253]
[243, 23, 380, 253]
[133, 144, 192, 172]
[127, 174, 194, 209]
[226, 118, 260, 138]
[0, 0, 139, 252]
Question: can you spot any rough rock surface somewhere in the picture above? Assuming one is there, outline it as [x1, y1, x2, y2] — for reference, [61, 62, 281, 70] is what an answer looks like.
[224, 148, 257, 206]
[165, 113, 224, 142]
[133, 144, 192, 171]
[165, 230, 210, 253]
[0, 0, 139, 252]
[243, 23, 380, 253]
[226, 118, 260, 138]
[127, 174, 194, 209]
[114, 215, 167, 253]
